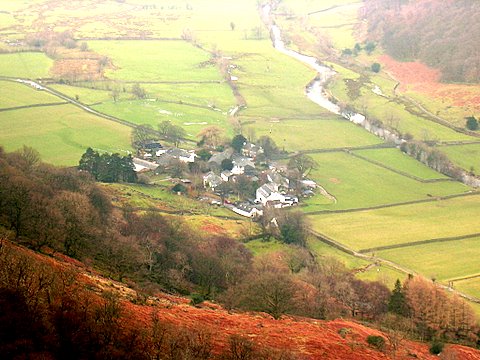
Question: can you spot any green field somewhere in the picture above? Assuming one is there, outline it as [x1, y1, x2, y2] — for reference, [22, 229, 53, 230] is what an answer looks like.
[455, 278, 480, 299]
[49, 84, 119, 105]
[0, 52, 53, 78]
[377, 237, 480, 281]
[107, 183, 237, 218]
[303, 152, 468, 211]
[0, 104, 132, 165]
[439, 144, 480, 174]
[93, 100, 231, 137]
[0, 80, 61, 108]
[88, 40, 222, 82]
[245, 118, 383, 151]
[353, 148, 449, 180]
[308, 195, 480, 251]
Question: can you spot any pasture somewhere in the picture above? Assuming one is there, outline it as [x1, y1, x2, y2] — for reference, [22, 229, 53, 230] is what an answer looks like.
[439, 144, 480, 174]
[0, 52, 53, 78]
[308, 194, 480, 251]
[455, 278, 480, 300]
[0, 81, 61, 108]
[0, 104, 132, 166]
[93, 100, 231, 138]
[303, 152, 468, 211]
[88, 40, 222, 82]
[353, 148, 449, 180]
[377, 237, 480, 281]
[245, 118, 382, 152]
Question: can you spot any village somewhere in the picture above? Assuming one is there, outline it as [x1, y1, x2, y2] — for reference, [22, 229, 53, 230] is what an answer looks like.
[131, 134, 318, 219]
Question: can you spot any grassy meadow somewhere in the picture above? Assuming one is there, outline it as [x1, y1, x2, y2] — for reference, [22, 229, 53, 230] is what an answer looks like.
[439, 144, 480, 174]
[0, 80, 61, 108]
[0, 52, 53, 78]
[308, 195, 480, 251]
[0, 104, 132, 165]
[303, 152, 468, 211]
[377, 237, 480, 281]
[88, 40, 222, 82]
[245, 118, 382, 152]
[353, 148, 449, 180]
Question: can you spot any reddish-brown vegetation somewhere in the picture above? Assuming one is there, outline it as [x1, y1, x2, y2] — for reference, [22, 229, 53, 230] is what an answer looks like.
[380, 54, 480, 112]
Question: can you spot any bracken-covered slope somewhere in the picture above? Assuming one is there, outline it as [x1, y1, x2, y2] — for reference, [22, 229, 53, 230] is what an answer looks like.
[362, 0, 480, 83]
[3, 241, 479, 360]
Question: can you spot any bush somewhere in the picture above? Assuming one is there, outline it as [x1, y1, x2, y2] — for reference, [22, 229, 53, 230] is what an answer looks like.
[366, 335, 385, 351]
[190, 293, 205, 306]
[430, 339, 444, 355]
[466, 116, 479, 131]
[371, 62, 381, 73]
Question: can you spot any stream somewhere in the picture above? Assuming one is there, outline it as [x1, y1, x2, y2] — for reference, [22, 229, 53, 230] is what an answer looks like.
[263, 4, 403, 145]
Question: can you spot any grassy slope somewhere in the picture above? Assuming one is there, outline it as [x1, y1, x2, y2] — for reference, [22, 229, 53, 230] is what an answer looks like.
[378, 237, 480, 281]
[303, 152, 468, 211]
[353, 148, 448, 180]
[308, 195, 480, 251]
[0, 104, 132, 166]
[0, 52, 53, 78]
[0, 80, 61, 108]
[246, 118, 382, 152]
[439, 144, 480, 174]
[88, 40, 221, 82]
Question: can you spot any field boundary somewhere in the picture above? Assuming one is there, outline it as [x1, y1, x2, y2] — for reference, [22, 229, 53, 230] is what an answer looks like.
[309, 229, 480, 304]
[358, 232, 480, 254]
[0, 101, 69, 112]
[305, 190, 479, 215]
[348, 151, 454, 183]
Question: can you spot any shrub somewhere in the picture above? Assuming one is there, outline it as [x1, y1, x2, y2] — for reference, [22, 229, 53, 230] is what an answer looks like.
[371, 62, 381, 73]
[430, 339, 444, 355]
[466, 116, 479, 131]
[367, 335, 385, 351]
[190, 293, 205, 306]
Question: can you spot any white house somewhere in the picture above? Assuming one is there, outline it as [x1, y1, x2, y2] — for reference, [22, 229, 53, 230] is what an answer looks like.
[231, 155, 255, 175]
[230, 202, 263, 218]
[256, 183, 298, 207]
[203, 172, 223, 191]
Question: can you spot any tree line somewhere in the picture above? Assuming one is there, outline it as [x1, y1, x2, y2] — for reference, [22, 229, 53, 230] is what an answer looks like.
[362, 0, 480, 83]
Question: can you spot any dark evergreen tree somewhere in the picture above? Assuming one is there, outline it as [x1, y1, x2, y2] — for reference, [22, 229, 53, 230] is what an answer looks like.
[231, 134, 247, 153]
[388, 279, 409, 316]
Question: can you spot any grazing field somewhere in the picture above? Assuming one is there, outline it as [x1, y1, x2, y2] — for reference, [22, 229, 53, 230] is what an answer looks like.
[0, 52, 53, 78]
[303, 152, 468, 211]
[0, 81, 61, 108]
[48, 84, 118, 105]
[93, 100, 231, 137]
[455, 278, 480, 300]
[308, 195, 480, 251]
[439, 144, 480, 174]
[142, 82, 236, 111]
[233, 48, 325, 119]
[88, 40, 222, 82]
[245, 118, 383, 151]
[0, 104, 132, 165]
[107, 183, 238, 218]
[377, 237, 480, 281]
[353, 148, 449, 180]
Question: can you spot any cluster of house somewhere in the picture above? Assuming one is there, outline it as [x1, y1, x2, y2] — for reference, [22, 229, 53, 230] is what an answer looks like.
[132, 141, 195, 172]
[133, 140, 316, 218]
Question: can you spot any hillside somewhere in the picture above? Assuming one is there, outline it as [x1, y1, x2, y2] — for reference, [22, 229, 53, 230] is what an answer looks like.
[362, 0, 480, 83]
[2, 240, 480, 360]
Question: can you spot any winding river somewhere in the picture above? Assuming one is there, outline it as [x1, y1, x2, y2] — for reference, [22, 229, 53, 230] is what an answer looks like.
[263, 4, 403, 145]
